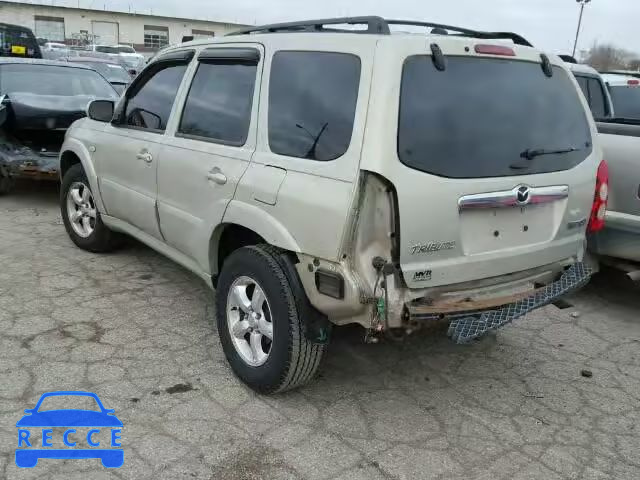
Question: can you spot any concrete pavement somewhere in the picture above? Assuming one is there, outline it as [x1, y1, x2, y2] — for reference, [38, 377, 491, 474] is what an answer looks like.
[1, 183, 639, 479]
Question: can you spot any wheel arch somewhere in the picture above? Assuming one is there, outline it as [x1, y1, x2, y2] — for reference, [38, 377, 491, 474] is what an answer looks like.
[209, 201, 302, 282]
[59, 138, 106, 213]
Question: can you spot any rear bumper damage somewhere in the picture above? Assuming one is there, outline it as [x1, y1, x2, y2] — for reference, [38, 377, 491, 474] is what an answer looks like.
[425, 262, 593, 343]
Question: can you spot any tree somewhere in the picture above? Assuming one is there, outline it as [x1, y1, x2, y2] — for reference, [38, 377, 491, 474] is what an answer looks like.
[585, 43, 636, 71]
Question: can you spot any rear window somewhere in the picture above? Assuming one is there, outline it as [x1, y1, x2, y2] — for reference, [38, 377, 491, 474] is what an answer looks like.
[398, 56, 593, 178]
[608, 85, 640, 120]
[0, 64, 117, 98]
[95, 46, 119, 54]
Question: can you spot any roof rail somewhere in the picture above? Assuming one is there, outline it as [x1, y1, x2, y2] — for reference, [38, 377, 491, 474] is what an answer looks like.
[385, 20, 532, 46]
[227, 16, 390, 36]
[227, 16, 533, 47]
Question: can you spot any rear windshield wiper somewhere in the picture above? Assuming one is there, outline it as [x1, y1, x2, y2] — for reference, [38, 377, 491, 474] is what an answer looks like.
[519, 146, 579, 160]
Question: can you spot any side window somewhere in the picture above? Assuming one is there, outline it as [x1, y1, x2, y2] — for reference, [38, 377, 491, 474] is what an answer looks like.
[124, 63, 188, 131]
[179, 60, 257, 146]
[268, 51, 361, 161]
[575, 75, 590, 104]
[587, 78, 608, 119]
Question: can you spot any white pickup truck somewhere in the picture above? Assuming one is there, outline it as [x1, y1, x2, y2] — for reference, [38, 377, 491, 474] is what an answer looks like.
[568, 63, 640, 265]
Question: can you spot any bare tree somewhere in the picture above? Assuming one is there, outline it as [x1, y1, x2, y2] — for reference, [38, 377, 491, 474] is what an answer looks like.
[585, 43, 635, 71]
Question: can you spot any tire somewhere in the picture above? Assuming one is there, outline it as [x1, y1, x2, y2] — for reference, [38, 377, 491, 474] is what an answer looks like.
[0, 164, 14, 195]
[216, 245, 326, 394]
[60, 164, 122, 253]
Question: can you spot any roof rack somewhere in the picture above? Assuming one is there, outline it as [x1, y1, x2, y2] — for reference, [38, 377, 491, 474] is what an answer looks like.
[227, 16, 533, 47]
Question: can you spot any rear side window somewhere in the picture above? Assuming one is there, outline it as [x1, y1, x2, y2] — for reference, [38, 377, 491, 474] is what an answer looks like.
[587, 78, 608, 119]
[179, 61, 257, 146]
[268, 51, 361, 161]
[575, 74, 609, 119]
[399, 56, 593, 178]
[124, 63, 187, 131]
[608, 85, 640, 120]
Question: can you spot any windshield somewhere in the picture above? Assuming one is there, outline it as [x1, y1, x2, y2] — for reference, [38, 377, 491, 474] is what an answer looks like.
[90, 62, 131, 83]
[608, 85, 640, 120]
[116, 46, 135, 53]
[398, 56, 593, 178]
[95, 45, 119, 54]
[0, 64, 117, 98]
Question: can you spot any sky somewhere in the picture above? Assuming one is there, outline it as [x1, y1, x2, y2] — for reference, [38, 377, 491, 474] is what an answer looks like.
[13, 0, 640, 56]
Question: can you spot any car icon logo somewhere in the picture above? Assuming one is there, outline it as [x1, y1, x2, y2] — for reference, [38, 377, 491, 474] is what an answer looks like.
[515, 185, 531, 206]
[15, 391, 123, 468]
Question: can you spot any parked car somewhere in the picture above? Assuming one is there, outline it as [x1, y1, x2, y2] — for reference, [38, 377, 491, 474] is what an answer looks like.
[64, 56, 131, 94]
[565, 64, 640, 267]
[85, 44, 121, 62]
[600, 69, 640, 79]
[114, 44, 146, 73]
[59, 17, 604, 393]
[0, 58, 118, 194]
[42, 42, 70, 60]
[602, 73, 640, 120]
[590, 116, 640, 266]
[0, 23, 41, 59]
[567, 62, 615, 119]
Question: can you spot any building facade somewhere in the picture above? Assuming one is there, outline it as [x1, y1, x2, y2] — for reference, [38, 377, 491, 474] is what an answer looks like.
[0, 1, 246, 54]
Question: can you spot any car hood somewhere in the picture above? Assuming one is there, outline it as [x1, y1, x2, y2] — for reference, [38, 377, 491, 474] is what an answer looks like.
[16, 410, 123, 427]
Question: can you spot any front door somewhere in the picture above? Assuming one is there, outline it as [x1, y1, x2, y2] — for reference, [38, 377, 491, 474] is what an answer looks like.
[96, 58, 191, 239]
[157, 45, 264, 272]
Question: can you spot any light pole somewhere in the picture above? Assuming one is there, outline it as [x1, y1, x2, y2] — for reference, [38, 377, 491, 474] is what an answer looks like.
[572, 0, 592, 58]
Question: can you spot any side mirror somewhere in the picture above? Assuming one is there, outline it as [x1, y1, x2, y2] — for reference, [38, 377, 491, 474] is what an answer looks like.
[87, 99, 115, 123]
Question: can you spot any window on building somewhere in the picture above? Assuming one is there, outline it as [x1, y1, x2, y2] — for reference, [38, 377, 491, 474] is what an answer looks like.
[124, 64, 188, 131]
[179, 59, 257, 145]
[144, 25, 169, 49]
[34, 16, 65, 42]
[268, 51, 361, 161]
[191, 29, 216, 40]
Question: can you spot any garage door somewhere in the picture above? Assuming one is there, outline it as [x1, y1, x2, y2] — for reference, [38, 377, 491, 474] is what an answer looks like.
[92, 21, 119, 45]
[34, 16, 65, 42]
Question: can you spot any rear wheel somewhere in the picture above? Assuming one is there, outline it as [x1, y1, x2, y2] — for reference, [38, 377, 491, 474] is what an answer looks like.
[216, 245, 326, 393]
[0, 165, 14, 195]
[60, 164, 122, 252]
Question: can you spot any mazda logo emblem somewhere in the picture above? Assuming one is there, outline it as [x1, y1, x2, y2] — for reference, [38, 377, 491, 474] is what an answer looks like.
[516, 186, 531, 205]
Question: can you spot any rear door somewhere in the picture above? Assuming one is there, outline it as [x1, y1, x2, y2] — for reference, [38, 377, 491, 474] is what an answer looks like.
[156, 45, 263, 271]
[363, 39, 600, 288]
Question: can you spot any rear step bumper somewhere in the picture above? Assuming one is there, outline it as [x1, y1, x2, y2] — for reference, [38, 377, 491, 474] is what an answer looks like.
[408, 263, 593, 344]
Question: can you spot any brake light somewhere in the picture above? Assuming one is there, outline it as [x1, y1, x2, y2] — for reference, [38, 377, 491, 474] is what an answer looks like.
[628, 79, 640, 86]
[474, 44, 516, 57]
[588, 160, 609, 233]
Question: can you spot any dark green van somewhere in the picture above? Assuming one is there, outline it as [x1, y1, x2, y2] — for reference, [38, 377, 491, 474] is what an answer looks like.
[0, 23, 42, 59]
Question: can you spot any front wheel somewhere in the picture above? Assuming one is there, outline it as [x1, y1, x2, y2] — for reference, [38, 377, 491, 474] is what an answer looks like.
[216, 245, 326, 394]
[60, 164, 122, 253]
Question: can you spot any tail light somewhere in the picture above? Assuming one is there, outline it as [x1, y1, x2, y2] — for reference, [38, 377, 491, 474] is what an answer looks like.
[474, 44, 516, 56]
[587, 160, 609, 233]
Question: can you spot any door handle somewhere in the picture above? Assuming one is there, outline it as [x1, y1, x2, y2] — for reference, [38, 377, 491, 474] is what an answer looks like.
[136, 152, 153, 163]
[207, 171, 228, 185]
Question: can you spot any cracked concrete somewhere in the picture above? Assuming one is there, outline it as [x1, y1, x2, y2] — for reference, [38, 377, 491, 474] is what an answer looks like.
[1, 183, 639, 480]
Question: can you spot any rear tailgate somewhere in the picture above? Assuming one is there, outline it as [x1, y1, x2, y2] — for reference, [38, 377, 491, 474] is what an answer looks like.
[362, 37, 600, 289]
